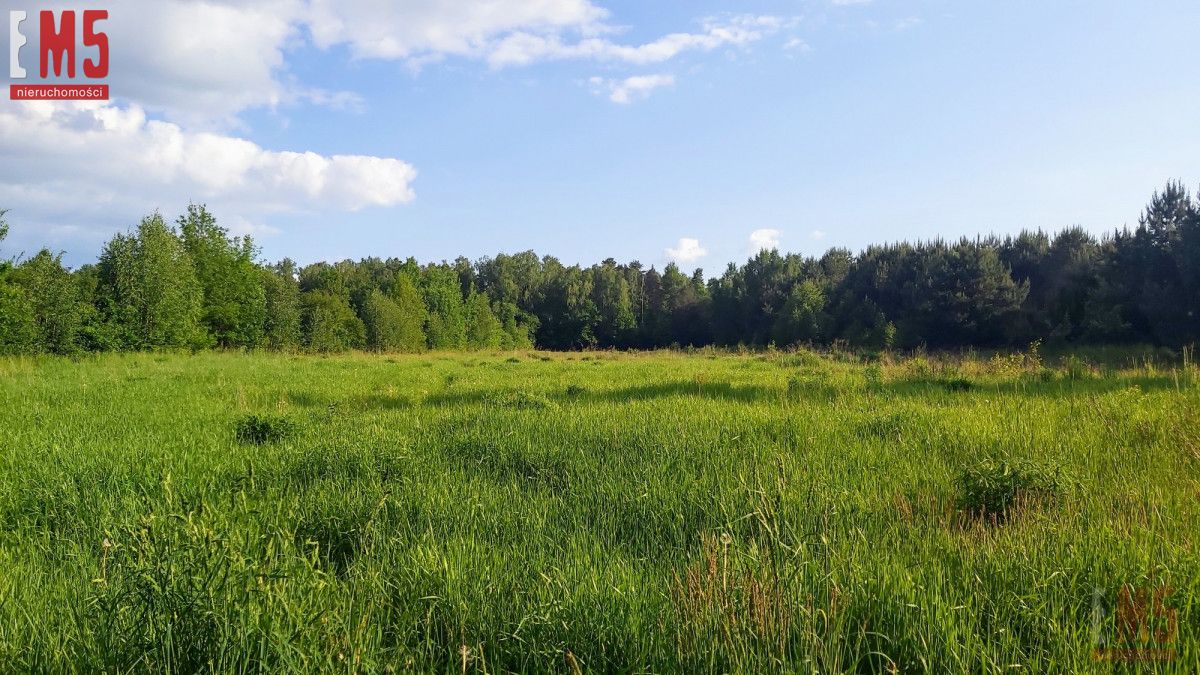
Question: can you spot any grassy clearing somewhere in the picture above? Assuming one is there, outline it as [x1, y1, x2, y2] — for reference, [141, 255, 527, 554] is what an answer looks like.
[0, 349, 1197, 672]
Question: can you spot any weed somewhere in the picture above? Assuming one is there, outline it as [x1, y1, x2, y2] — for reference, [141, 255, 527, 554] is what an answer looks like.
[956, 458, 1066, 522]
[1062, 355, 1096, 381]
[234, 414, 295, 445]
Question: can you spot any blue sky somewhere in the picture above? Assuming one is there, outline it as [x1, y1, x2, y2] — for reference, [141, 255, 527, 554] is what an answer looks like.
[2, 0, 1199, 272]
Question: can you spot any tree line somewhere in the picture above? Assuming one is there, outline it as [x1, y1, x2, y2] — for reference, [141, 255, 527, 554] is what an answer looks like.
[1, 182, 1198, 355]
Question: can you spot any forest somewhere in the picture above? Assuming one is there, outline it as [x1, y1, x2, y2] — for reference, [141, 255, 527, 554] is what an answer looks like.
[1, 181, 1197, 355]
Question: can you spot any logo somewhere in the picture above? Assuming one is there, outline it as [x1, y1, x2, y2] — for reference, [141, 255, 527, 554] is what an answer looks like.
[1093, 585, 1178, 663]
[9, 9, 109, 101]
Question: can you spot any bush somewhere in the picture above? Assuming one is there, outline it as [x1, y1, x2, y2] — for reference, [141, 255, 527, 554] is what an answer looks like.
[234, 414, 295, 445]
[956, 458, 1065, 522]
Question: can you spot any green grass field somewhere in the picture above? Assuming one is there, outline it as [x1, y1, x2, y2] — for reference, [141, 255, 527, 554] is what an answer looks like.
[0, 350, 1197, 672]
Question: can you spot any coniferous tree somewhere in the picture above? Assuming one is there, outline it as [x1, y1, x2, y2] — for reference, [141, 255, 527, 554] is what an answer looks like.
[1134, 182, 1197, 343]
[4, 184, 1200, 356]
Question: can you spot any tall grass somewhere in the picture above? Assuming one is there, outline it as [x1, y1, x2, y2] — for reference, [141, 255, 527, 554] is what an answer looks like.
[0, 349, 1196, 672]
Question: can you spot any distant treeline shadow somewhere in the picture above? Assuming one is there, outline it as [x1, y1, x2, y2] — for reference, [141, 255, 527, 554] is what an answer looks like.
[287, 391, 414, 411]
[292, 373, 1186, 413]
[423, 380, 774, 408]
[880, 374, 1184, 398]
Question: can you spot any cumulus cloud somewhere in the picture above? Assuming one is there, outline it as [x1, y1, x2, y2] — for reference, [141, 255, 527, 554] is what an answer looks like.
[0, 1, 791, 123]
[226, 216, 283, 238]
[2, 1, 800, 121]
[749, 228, 782, 253]
[589, 74, 674, 103]
[666, 237, 708, 263]
[0, 102, 416, 226]
[3, 0, 312, 126]
[0, 1, 800, 252]
[810, 230, 827, 240]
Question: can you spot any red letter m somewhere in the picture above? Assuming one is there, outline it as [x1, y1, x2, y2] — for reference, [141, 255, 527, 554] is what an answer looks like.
[40, 11, 76, 79]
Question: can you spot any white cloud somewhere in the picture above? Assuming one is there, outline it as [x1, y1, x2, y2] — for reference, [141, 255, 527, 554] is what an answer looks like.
[4, 2, 792, 122]
[226, 216, 283, 239]
[305, 0, 608, 61]
[665, 237, 708, 263]
[784, 37, 812, 52]
[0, 1, 799, 252]
[488, 15, 791, 68]
[4, 0, 309, 126]
[810, 230, 827, 240]
[589, 74, 674, 104]
[832, 0, 873, 6]
[0, 101, 416, 226]
[749, 228, 782, 253]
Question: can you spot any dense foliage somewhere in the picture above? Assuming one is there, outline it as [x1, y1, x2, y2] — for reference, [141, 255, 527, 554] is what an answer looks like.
[1, 182, 1198, 354]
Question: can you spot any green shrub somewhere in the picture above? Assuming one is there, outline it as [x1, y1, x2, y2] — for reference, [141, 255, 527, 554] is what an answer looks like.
[956, 458, 1065, 522]
[234, 414, 295, 445]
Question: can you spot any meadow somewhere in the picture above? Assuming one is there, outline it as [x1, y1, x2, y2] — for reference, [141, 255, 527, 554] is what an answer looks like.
[0, 348, 1196, 673]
